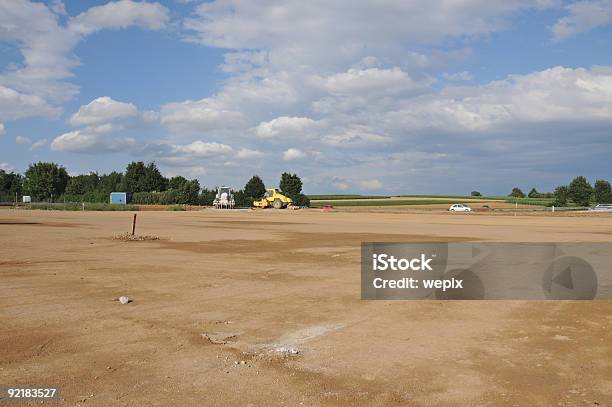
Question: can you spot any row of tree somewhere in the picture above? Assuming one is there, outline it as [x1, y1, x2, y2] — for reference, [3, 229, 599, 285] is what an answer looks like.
[507, 176, 612, 206]
[0, 161, 309, 207]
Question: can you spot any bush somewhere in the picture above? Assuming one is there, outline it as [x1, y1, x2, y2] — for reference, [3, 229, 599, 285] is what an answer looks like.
[293, 193, 310, 207]
[470, 191, 481, 197]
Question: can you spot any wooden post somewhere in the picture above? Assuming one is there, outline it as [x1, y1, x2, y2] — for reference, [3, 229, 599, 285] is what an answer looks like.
[132, 213, 137, 236]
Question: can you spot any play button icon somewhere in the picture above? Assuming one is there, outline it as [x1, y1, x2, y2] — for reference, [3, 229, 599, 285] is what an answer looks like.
[542, 256, 597, 300]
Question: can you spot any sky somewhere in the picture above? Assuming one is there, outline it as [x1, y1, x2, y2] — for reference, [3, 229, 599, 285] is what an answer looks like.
[1, 0, 612, 195]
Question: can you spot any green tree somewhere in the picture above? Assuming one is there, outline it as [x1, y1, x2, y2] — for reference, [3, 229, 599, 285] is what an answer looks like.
[279, 172, 303, 198]
[593, 179, 612, 204]
[124, 162, 167, 193]
[528, 188, 540, 198]
[23, 162, 69, 201]
[65, 173, 100, 195]
[179, 179, 200, 204]
[553, 185, 568, 206]
[279, 172, 310, 207]
[0, 170, 23, 199]
[168, 176, 188, 190]
[568, 176, 593, 206]
[244, 175, 266, 199]
[98, 171, 124, 193]
[470, 191, 481, 197]
[509, 187, 525, 198]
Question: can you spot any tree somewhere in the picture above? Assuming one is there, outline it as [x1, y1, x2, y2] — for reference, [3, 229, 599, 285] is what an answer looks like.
[65, 173, 99, 195]
[124, 162, 167, 193]
[568, 176, 593, 206]
[23, 162, 69, 201]
[593, 179, 612, 204]
[279, 172, 303, 198]
[553, 185, 568, 206]
[168, 176, 188, 190]
[244, 175, 266, 199]
[528, 188, 540, 198]
[470, 191, 481, 197]
[0, 170, 23, 199]
[279, 172, 310, 207]
[509, 187, 525, 198]
[179, 179, 200, 204]
[98, 171, 124, 193]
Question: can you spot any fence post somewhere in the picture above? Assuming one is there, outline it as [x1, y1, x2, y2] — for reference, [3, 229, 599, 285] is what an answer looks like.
[132, 214, 137, 236]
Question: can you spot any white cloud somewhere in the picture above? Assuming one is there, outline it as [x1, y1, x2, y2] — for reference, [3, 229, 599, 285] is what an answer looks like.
[359, 179, 383, 190]
[236, 148, 264, 159]
[15, 136, 31, 144]
[283, 148, 306, 161]
[0, 85, 60, 121]
[184, 1, 555, 64]
[160, 98, 244, 132]
[322, 125, 390, 146]
[552, 0, 612, 40]
[318, 67, 423, 96]
[68, 0, 169, 36]
[386, 66, 612, 131]
[256, 116, 318, 139]
[69, 96, 138, 126]
[30, 138, 47, 150]
[169, 141, 233, 158]
[0, 0, 169, 123]
[51, 125, 135, 153]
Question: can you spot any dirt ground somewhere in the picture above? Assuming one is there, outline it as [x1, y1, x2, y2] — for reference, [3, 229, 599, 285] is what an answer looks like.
[1, 208, 611, 406]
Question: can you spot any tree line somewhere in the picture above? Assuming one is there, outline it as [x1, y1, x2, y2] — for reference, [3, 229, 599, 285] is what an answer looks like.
[507, 176, 612, 207]
[0, 161, 309, 207]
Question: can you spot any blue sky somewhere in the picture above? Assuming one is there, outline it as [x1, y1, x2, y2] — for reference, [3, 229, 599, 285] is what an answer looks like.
[1, 0, 612, 195]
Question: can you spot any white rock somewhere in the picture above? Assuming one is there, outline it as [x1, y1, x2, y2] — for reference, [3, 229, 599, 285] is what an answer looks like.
[119, 296, 130, 304]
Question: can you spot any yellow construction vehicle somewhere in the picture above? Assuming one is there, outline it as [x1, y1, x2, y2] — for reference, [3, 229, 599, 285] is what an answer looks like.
[253, 188, 293, 209]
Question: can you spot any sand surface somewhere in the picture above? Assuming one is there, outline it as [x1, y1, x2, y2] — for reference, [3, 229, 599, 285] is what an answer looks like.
[1, 208, 611, 406]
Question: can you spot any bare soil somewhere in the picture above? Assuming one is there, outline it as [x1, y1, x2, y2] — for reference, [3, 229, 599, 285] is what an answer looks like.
[1, 208, 611, 406]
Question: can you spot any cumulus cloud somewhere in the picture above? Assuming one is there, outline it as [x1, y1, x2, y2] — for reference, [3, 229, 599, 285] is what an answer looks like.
[0, 0, 169, 123]
[29, 138, 47, 150]
[317, 67, 424, 96]
[552, 0, 612, 40]
[283, 148, 306, 161]
[51, 125, 135, 153]
[0, 85, 60, 121]
[236, 148, 264, 159]
[385, 66, 612, 131]
[68, 0, 169, 36]
[256, 116, 318, 139]
[160, 98, 244, 133]
[69, 97, 138, 126]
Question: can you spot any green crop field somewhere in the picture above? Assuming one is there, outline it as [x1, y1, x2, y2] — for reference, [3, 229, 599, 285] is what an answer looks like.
[308, 194, 390, 200]
[310, 199, 467, 207]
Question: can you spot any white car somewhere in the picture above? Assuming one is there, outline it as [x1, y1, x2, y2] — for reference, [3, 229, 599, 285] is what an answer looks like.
[449, 204, 471, 212]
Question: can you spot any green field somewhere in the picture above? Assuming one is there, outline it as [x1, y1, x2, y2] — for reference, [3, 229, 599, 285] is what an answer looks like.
[308, 194, 390, 200]
[310, 195, 553, 207]
[310, 199, 468, 207]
